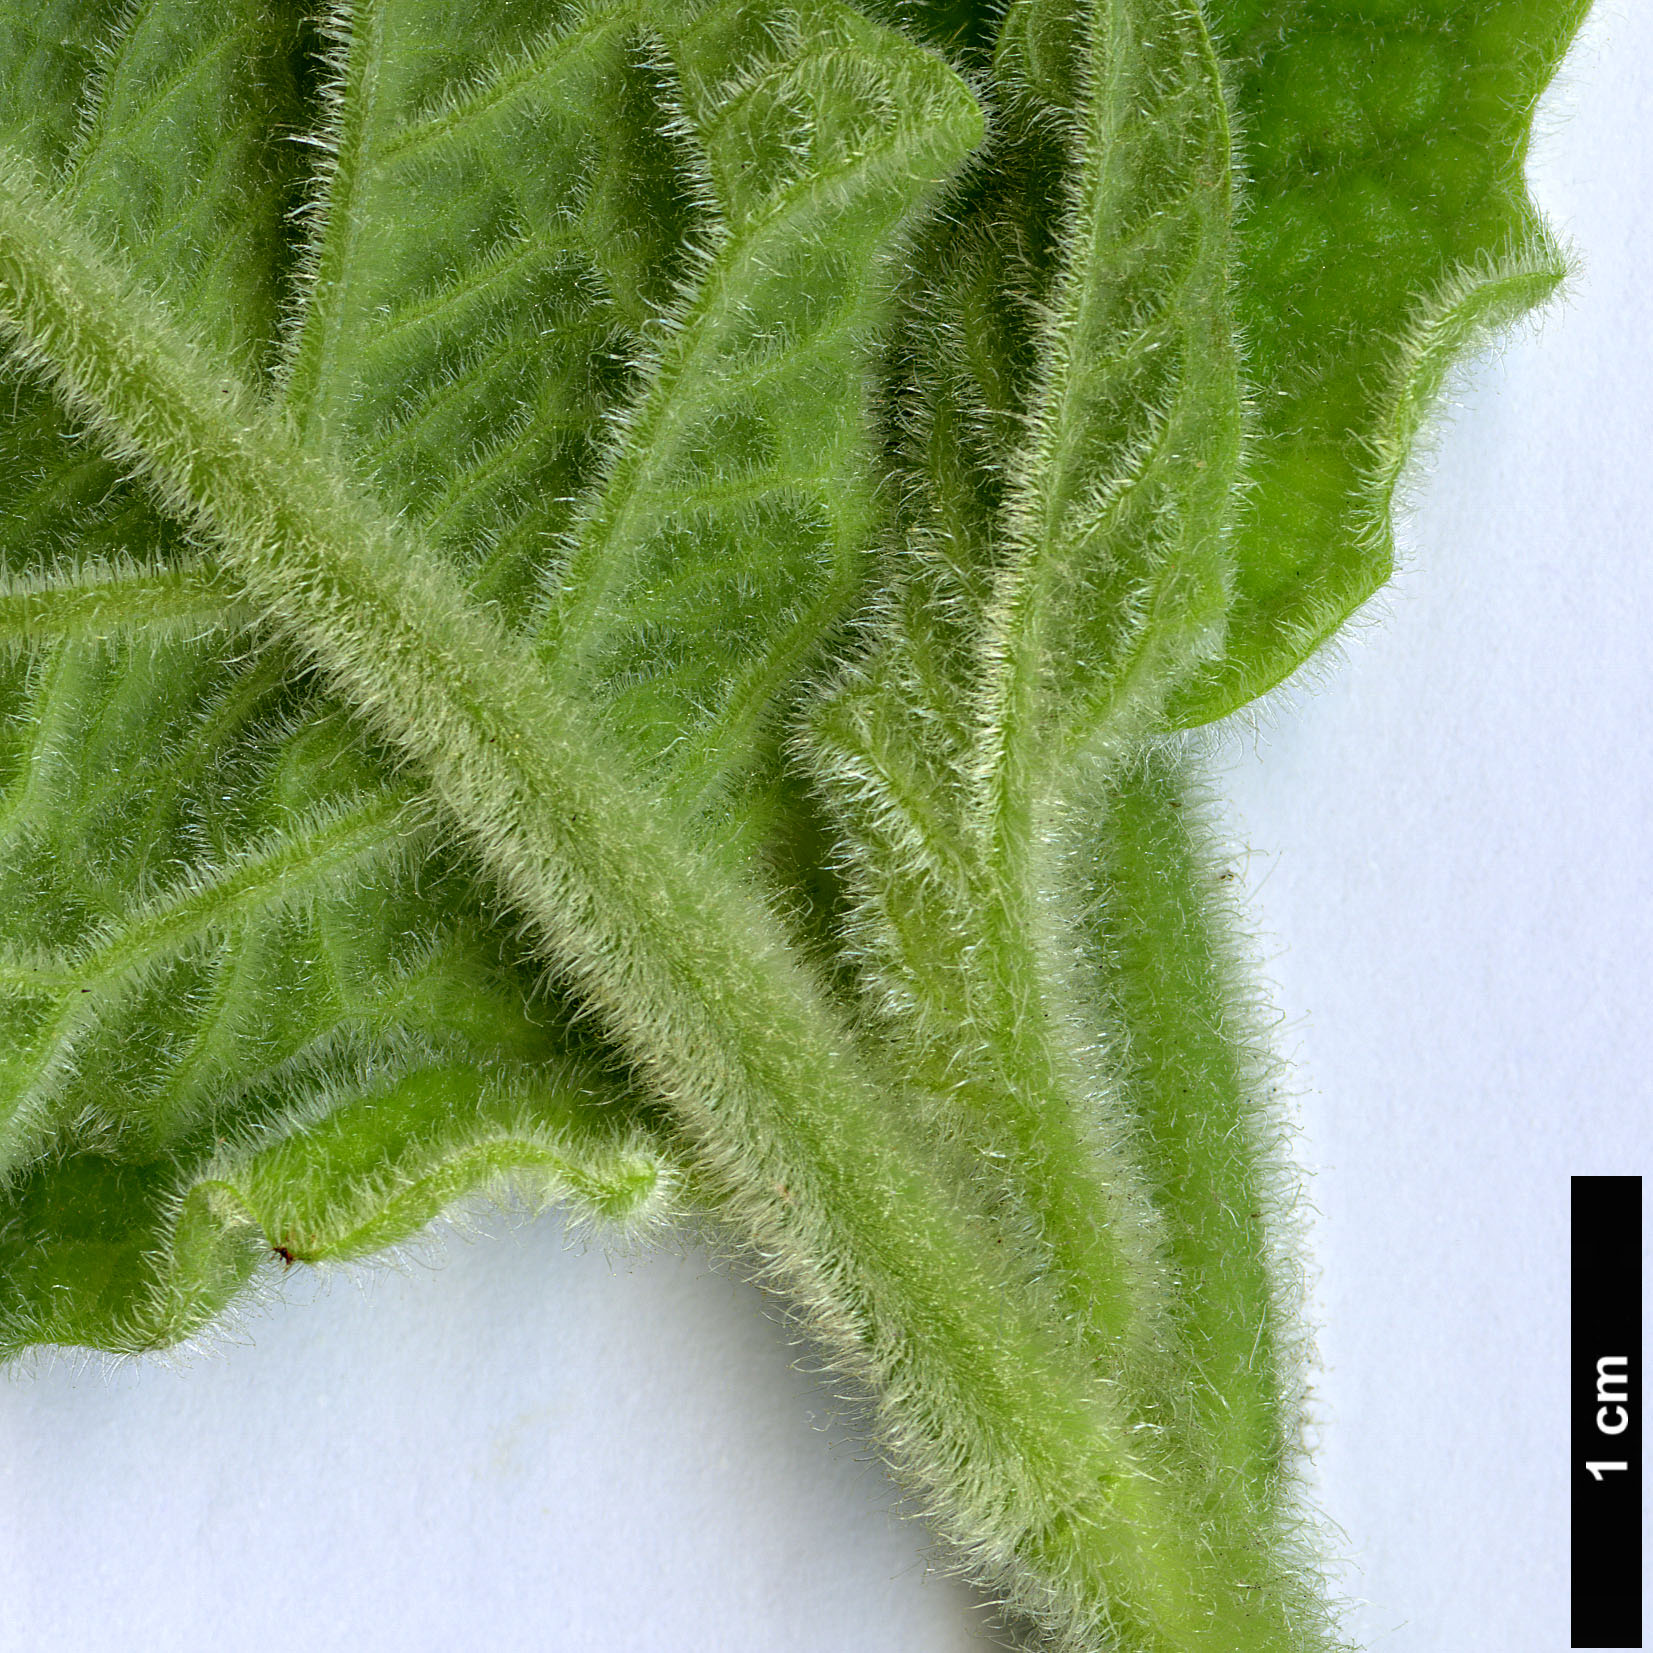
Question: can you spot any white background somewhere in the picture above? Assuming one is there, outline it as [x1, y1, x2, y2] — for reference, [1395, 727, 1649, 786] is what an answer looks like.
[2, 3, 1649, 1648]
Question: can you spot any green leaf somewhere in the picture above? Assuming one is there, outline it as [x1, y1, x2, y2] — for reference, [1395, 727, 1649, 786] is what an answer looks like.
[0, 1056, 675, 1357]
[1168, 0, 1589, 724]
[280, 0, 695, 615]
[802, 5, 1347, 1643]
[805, 0, 1246, 1375]
[0, 121, 1323, 1651]
[0, 555, 244, 648]
[1078, 743, 1315, 1528]
[6, 0, 309, 372]
[274, 0, 983, 814]
[0, 0, 681, 1353]
[0, 2, 349, 1192]
[0, 0, 988, 1347]
[0, 647, 683, 1344]
[0, 0, 987, 1411]
[542, 0, 985, 811]
[0, 0, 1597, 1644]
[978, 0, 1242, 776]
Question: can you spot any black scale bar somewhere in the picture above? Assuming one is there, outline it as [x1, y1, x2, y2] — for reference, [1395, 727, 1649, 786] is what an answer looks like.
[1574, 1175, 1642, 1648]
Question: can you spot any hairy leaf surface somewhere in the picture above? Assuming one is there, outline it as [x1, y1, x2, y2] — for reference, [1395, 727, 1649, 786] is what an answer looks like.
[0, 0, 684, 1348]
[0, 0, 986, 1354]
[1170, 0, 1590, 722]
[801, 6, 1340, 1644]
[0, 0, 1598, 1645]
[0, 147, 1259, 1652]
[0, 1054, 674, 1357]
[541, 0, 983, 813]
[805, 0, 1242, 1370]
[281, 0, 695, 609]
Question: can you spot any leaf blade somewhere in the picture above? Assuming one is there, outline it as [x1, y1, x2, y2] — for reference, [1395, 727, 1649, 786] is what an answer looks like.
[1169, 0, 1588, 723]
[0, 1, 692, 1357]
[542, 0, 986, 805]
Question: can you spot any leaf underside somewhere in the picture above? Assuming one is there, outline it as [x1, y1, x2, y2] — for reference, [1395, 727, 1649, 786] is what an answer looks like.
[0, 0, 983, 1356]
[0, 0, 1592, 1647]
[803, 0, 1244, 1382]
[793, 0, 1582, 1637]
